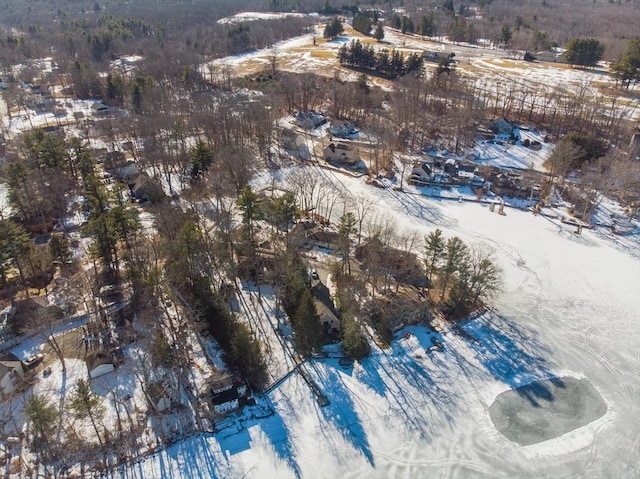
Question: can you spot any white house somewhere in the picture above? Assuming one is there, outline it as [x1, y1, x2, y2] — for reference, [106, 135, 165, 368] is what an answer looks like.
[210, 377, 249, 415]
[0, 352, 25, 397]
[295, 111, 326, 130]
[323, 142, 360, 165]
[409, 162, 432, 185]
[456, 163, 476, 184]
[329, 119, 357, 138]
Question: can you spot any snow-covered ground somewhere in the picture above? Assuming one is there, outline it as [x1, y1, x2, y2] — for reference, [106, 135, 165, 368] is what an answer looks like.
[104, 165, 640, 478]
[217, 11, 318, 25]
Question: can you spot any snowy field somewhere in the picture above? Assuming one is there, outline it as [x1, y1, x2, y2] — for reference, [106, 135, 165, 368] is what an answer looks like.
[114, 166, 639, 479]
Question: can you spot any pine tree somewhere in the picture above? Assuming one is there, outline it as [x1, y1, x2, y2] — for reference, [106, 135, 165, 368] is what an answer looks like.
[293, 288, 323, 355]
[440, 236, 468, 301]
[190, 140, 214, 181]
[341, 315, 370, 359]
[564, 38, 605, 68]
[374, 22, 385, 42]
[443, 0, 455, 15]
[25, 394, 58, 449]
[337, 212, 357, 274]
[610, 37, 640, 89]
[68, 378, 106, 446]
[423, 229, 446, 289]
[0, 219, 32, 289]
[419, 13, 436, 37]
[401, 16, 414, 35]
[230, 322, 267, 390]
[236, 185, 261, 243]
[353, 14, 372, 35]
[323, 17, 344, 39]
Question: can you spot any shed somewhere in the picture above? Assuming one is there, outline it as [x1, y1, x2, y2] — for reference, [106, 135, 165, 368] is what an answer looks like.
[86, 351, 115, 379]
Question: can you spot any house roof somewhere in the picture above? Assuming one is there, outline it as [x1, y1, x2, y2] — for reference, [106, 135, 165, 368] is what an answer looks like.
[0, 352, 21, 363]
[0, 352, 23, 379]
[91, 102, 109, 111]
[211, 385, 240, 405]
[85, 351, 113, 372]
[412, 163, 431, 175]
[307, 227, 340, 244]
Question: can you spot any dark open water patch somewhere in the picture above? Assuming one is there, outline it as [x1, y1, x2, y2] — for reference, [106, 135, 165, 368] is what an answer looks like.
[489, 376, 607, 446]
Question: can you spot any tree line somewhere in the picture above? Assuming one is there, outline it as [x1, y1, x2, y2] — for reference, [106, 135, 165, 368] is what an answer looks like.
[337, 39, 423, 78]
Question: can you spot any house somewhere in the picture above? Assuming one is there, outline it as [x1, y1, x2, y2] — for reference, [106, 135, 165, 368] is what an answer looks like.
[0, 352, 24, 397]
[280, 128, 310, 159]
[306, 227, 340, 250]
[288, 220, 314, 249]
[85, 351, 115, 379]
[489, 118, 515, 137]
[103, 151, 140, 181]
[129, 173, 164, 202]
[312, 283, 341, 336]
[409, 162, 432, 186]
[91, 102, 110, 115]
[210, 376, 249, 415]
[329, 119, 358, 138]
[534, 50, 563, 63]
[443, 158, 458, 176]
[489, 172, 534, 199]
[323, 142, 360, 165]
[422, 51, 441, 62]
[147, 381, 172, 413]
[355, 240, 427, 288]
[457, 163, 477, 185]
[295, 111, 327, 130]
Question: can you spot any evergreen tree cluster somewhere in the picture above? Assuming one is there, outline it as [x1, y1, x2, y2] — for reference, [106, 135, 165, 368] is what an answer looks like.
[424, 229, 502, 318]
[418, 13, 437, 37]
[160, 209, 268, 390]
[352, 13, 373, 35]
[337, 39, 423, 78]
[323, 17, 344, 39]
[280, 252, 323, 356]
[610, 37, 640, 89]
[392, 14, 415, 35]
[334, 282, 370, 360]
[564, 38, 605, 68]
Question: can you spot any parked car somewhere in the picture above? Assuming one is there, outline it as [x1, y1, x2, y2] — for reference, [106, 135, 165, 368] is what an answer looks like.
[311, 269, 319, 280]
[24, 353, 44, 369]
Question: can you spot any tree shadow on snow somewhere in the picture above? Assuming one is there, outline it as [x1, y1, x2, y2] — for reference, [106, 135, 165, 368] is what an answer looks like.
[260, 401, 303, 478]
[391, 189, 458, 228]
[306, 362, 375, 467]
[459, 313, 560, 406]
[165, 434, 224, 479]
[330, 347, 449, 443]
